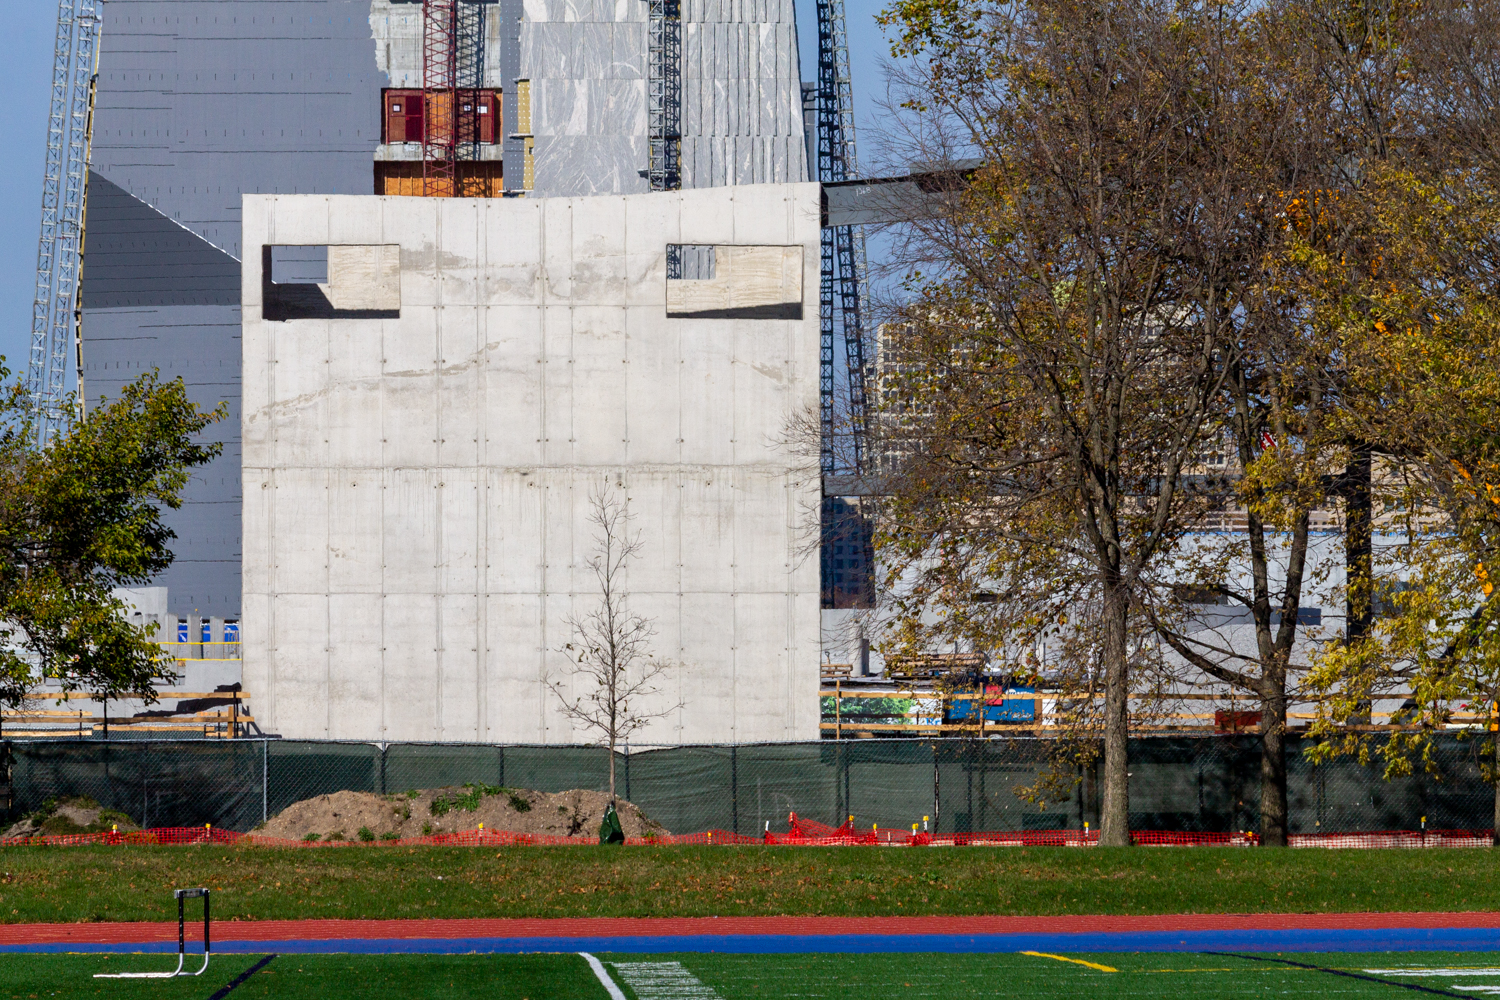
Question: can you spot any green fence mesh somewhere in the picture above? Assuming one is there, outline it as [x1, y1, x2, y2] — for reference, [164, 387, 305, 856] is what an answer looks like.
[0, 735, 1494, 835]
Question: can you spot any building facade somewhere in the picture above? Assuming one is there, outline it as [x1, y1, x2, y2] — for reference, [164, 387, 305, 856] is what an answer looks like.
[240, 183, 822, 741]
[80, 0, 810, 623]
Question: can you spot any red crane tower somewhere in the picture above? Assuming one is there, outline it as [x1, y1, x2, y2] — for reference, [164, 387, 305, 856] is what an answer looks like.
[423, 0, 490, 197]
[423, 0, 458, 196]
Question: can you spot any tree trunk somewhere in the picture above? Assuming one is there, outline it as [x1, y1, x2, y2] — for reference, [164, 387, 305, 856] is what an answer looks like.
[1345, 448, 1373, 647]
[1339, 450, 1375, 725]
[1260, 688, 1288, 847]
[609, 738, 617, 800]
[1098, 580, 1131, 847]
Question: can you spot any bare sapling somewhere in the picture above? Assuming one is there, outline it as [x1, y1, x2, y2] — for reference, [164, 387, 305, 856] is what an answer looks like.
[549, 484, 679, 799]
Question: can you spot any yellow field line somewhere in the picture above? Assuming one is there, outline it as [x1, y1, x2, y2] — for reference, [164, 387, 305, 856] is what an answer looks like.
[1020, 952, 1117, 973]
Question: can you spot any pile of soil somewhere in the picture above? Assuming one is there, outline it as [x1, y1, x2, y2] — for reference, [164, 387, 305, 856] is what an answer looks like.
[254, 785, 668, 842]
[3, 796, 139, 838]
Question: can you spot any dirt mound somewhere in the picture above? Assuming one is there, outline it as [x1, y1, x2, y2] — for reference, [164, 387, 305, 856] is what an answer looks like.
[3, 796, 139, 838]
[254, 785, 667, 842]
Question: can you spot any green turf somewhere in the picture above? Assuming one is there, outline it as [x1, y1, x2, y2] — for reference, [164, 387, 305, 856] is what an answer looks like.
[6, 951, 1500, 999]
[0, 843, 1496, 923]
[659, 951, 1500, 999]
[0, 954, 605, 1000]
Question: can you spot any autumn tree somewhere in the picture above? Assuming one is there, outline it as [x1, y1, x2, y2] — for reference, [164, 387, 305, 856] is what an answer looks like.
[1298, 0, 1500, 837]
[0, 368, 225, 718]
[1134, 0, 1383, 847]
[868, 0, 1299, 844]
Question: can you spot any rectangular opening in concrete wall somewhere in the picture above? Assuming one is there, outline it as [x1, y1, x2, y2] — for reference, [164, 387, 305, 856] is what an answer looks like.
[262, 244, 401, 321]
[665, 244, 803, 320]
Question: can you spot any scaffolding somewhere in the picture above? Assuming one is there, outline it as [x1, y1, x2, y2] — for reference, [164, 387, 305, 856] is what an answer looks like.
[455, 0, 485, 165]
[816, 0, 869, 477]
[647, 0, 681, 190]
[28, 0, 102, 443]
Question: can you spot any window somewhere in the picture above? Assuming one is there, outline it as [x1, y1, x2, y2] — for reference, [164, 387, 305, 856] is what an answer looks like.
[262, 245, 401, 321]
[665, 244, 803, 319]
[1375, 581, 1416, 619]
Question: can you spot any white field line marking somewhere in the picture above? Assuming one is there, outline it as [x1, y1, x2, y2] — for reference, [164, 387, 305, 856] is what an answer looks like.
[1365, 970, 1500, 977]
[1451, 988, 1500, 994]
[578, 952, 628, 1000]
[609, 960, 723, 999]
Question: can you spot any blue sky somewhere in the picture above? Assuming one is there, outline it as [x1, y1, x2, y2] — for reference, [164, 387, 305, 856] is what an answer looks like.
[0, 2, 898, 374]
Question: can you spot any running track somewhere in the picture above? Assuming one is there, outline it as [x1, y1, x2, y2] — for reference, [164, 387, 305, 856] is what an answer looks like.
[3, 914, 1499, 954]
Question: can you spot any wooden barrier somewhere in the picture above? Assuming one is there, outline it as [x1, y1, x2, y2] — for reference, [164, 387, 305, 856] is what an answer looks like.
[1, 690, 253, 739]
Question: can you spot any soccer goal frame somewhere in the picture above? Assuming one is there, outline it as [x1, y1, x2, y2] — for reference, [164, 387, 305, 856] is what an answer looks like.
[94, 887, 210, 978]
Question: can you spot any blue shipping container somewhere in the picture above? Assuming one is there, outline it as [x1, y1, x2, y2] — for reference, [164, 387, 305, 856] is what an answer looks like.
[946, 685, 1037, 724]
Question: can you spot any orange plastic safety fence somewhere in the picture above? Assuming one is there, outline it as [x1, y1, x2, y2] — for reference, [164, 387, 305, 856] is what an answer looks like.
[0, 818, 1491, 849]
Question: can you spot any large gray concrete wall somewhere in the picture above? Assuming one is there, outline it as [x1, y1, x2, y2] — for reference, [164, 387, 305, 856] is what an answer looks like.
[241, 183, 822, 742]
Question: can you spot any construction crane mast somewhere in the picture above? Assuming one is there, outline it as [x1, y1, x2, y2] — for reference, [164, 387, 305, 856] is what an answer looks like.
[422, 0, 460, 195]
[647, 0, 682, 191]
[816, 0, 876, 610]
[423, 0, 486, 196]
[28, 0, 102, 443]
[816, 0, 869, 478]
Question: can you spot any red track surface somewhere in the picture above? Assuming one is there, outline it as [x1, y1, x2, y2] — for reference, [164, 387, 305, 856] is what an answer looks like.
[5, 912, 1500, 945]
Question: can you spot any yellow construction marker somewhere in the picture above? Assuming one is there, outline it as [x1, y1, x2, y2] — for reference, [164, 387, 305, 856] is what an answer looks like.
[1021, 952, 1117, 973]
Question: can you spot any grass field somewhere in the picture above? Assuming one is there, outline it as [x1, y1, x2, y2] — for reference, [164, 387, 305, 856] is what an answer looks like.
[6, 950, 1500, 999]
[0, 844, 1495, 923]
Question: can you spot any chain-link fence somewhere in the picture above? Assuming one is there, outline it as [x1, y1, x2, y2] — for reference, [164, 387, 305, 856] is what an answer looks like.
[1, 735, 1494, 836]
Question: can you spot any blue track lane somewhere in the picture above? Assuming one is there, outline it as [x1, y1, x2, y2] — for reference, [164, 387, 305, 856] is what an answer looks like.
[4, 928, 1500, 954]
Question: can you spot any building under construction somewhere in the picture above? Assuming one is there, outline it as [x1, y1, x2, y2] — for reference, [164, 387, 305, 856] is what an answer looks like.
[25, 0, 872, 741]
[80, 0, 812, 613]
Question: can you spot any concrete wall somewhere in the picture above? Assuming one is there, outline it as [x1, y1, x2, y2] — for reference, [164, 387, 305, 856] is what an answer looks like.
[241, 183, 822, 742]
